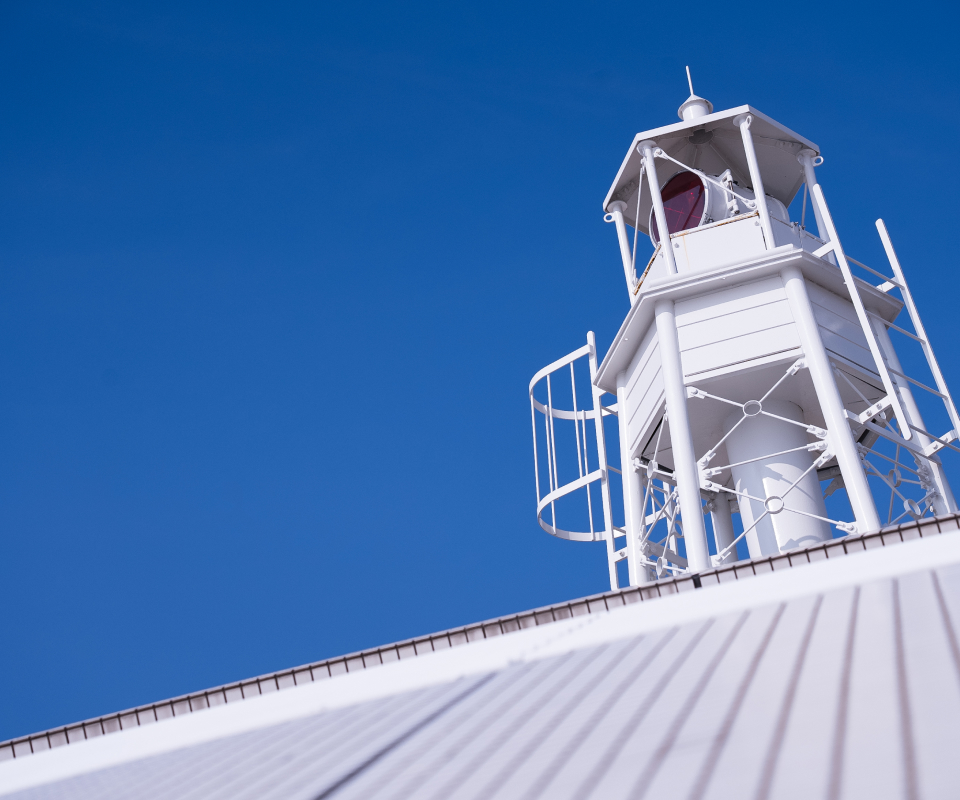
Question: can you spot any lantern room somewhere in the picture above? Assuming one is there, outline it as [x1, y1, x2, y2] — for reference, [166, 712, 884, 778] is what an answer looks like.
[603, 100, 827, 300]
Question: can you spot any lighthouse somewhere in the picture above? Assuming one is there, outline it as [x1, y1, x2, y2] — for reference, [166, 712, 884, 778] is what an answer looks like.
[530, 73, 960, 589]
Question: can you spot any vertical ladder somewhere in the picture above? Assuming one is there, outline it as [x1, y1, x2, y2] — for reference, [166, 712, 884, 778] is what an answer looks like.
[811, 185, 959, 513]
[875, 220, 960, 440]
[810, 185, 913, 439]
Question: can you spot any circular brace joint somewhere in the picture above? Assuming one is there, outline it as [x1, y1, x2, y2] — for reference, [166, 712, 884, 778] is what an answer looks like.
[764, 495, 785, 515]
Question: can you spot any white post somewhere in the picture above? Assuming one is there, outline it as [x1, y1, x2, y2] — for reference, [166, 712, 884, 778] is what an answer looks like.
[708, 495, 738, 564]
[639, 140, 679, 276]
[798, 149, 828, 242]
[617, 371, 645, 585]
[781, 265, 881, 532]
[733, 114, 775, 249]
[654, 299, 710, 571]
[588, 331, 619, 591]
[869, 317, 957, 514]
[607, 201, 638, 304]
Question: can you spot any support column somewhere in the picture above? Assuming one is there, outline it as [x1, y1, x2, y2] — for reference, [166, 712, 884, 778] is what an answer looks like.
[607, 201, 638, 303]
[708, 494, 737, 565]
[781, 265, 881, 532]
[654, 299, 710, 571]
[798, 149, 828, 242]
[733, 114, 775, 249]
[639, 140, 679, 276]
[869, 317, 957, 514]
[617, 371, 645, 584]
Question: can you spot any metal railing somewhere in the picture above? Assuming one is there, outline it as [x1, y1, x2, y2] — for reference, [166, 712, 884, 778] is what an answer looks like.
[529, 332, 621, 589]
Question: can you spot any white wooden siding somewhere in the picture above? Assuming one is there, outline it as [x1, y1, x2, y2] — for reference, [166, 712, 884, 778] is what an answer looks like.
[807, 282, 879, 379]
[675, 276, 801, 380]
[624, 324, 663, 456]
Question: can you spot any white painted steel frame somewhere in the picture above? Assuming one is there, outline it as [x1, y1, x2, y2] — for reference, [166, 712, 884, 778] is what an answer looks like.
[781, 263, 882, 532]
[576, 238, 957, 582]
[692, 361, 856, 559]
[605, 201, 638, 302]
[733, 113, 775, 248]
[876, 220, 960, 438]
[639, 140, 678, 276]
[869, 320, 957, 515]
[654, 299, 710, 571]
[546, 104, 960, 586]
[803, 187, 959, 520]
[798, 149, 828, 243]
[616, 372, 645, 585]
[810, 185, 913, 441]
[529, 334, 620, 590]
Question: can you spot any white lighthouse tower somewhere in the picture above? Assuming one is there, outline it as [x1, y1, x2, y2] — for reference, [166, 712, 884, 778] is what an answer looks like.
[530, 72, 960, 590]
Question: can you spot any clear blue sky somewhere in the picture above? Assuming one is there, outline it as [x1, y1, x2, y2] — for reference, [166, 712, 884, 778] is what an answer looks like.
[2, 2, 958, 740]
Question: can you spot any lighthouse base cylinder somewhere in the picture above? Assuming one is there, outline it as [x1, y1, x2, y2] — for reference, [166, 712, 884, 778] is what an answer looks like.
[723, 400, 831, 558]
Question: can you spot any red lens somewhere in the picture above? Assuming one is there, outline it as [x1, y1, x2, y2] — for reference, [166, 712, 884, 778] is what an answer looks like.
[650, 172, 705, 244]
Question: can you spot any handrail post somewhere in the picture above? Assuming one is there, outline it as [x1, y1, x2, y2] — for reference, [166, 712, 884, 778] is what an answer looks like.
[617, 370, 643, 585]
[798, 149, 828, 241]
[588, 331, 619, 590]
[733, 114, 775, 249]
[607, 201, 638, 303]
[639, 140, 679, 276]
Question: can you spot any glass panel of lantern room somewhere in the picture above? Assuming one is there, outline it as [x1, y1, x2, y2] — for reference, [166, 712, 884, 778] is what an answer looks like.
[650, 172, 706, 245]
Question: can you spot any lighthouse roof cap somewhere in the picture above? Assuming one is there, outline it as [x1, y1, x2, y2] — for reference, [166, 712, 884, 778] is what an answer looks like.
[603, 105, 820, 235]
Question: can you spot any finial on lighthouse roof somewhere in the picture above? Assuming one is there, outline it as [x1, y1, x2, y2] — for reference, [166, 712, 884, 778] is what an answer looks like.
[678, 66, 713, 121]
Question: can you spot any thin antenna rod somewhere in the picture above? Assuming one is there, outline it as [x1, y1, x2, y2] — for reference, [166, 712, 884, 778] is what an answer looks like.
[686, 66, 694, 96]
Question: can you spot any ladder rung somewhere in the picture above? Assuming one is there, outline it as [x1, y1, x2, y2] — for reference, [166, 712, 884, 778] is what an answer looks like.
[847, 255, 902, 286]
[865, 311, 926, 344]
[888, 367, 949, 399]
[859, 419, 930, 461]
[912, 426, 960, 457]
[876, 219, 960, 439]
[810, 189, 914, 442]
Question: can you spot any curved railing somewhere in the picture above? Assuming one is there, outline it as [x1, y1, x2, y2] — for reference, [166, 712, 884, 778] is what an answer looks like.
[530, 333, 619, 588]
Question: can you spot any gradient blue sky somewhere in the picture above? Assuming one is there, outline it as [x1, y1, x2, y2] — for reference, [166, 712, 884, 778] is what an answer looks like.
[2, 2, 959, 740]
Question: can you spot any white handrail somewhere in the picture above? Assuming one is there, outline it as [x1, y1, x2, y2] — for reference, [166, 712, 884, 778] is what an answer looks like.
[529, 333, 620, 589]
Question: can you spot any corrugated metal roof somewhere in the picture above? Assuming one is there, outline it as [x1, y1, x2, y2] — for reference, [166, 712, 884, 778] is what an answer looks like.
[3, 517, 960, 798]
[3, 512, 951, 766]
